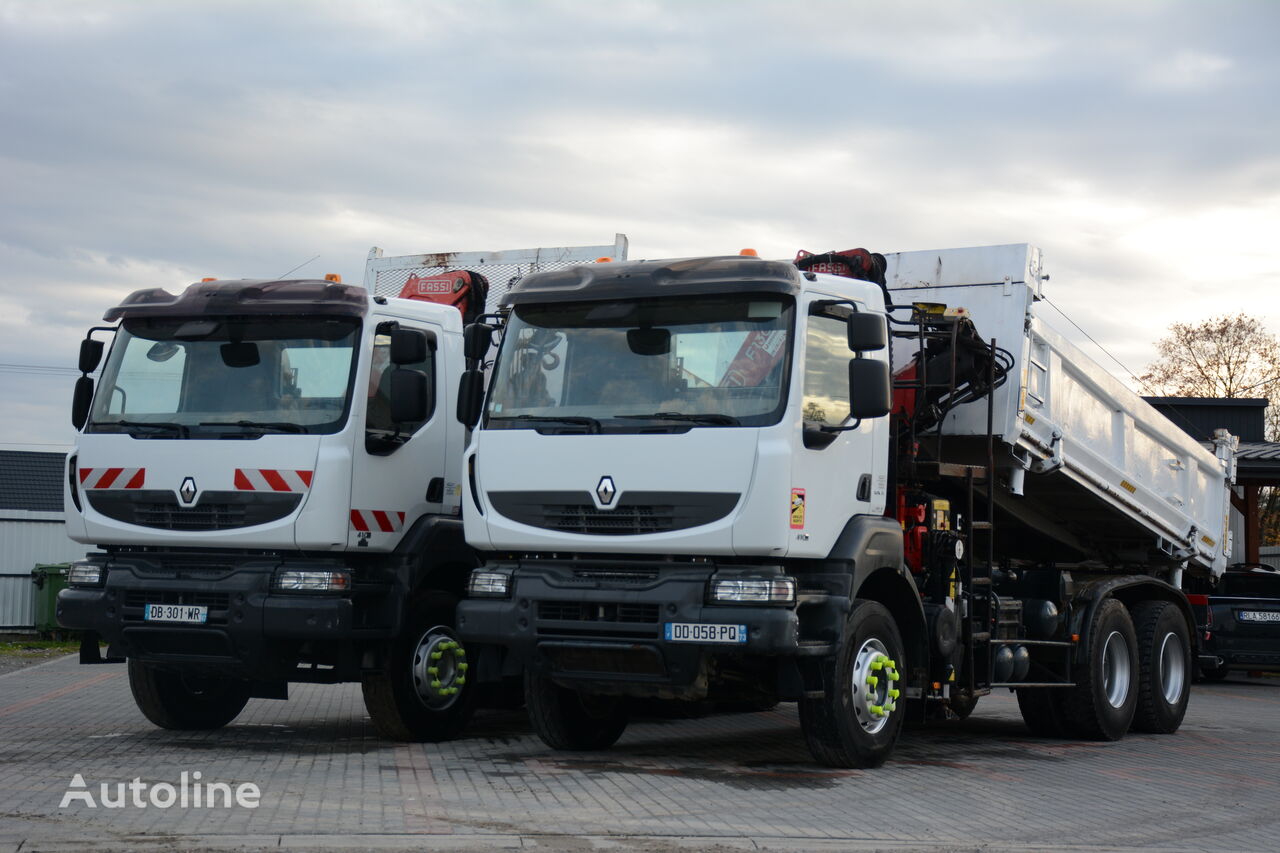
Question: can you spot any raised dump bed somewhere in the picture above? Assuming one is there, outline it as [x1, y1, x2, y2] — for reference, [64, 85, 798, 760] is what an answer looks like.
[885, 244, 1235, 578]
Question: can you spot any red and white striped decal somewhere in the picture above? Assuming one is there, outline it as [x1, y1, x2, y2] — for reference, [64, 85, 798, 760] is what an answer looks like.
[78, 467, 146, 490]
[349, 509, 406, 533]
[234, 469, 314, 492]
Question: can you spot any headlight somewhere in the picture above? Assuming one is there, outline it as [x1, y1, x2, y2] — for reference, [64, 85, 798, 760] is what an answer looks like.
[467, 569, 512, 598]
[67, 563, 104, 587]
[273, 570, 351, 592]
[709, 576, 796, 605]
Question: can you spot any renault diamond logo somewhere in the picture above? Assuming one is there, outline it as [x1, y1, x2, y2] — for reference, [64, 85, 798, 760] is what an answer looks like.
[596, 475, 617, 507]
[179, 477, 197, 505]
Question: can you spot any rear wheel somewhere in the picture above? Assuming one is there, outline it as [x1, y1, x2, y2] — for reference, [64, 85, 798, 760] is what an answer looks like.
[128, 660, 250, 730]
[363, 597, 477, 742]
[799, 599, 906, 768]
[525, 669, 628, 750]
[1062, 598, 1138, 740]
[1131, 601, 1191, 733]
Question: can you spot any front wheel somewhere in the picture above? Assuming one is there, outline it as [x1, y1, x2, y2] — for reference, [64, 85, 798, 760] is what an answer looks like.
[128, 660, 250, 730]
[362, 598, 477, 742]
[1131, 601, 1191, 733]
[525, 669, 628, 750]
[799, 599, 906, 768]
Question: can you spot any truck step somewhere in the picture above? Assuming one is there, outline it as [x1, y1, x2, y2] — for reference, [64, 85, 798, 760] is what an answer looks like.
[795, 641, 835, 656]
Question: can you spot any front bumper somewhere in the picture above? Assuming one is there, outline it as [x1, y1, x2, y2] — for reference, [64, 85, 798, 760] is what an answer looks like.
[57, 552, 397, 680]
[457, 560, 809, 698]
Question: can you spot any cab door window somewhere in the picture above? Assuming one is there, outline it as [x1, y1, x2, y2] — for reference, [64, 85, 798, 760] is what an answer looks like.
[365, 322, 434, 453]
[802, 313, 851, 429]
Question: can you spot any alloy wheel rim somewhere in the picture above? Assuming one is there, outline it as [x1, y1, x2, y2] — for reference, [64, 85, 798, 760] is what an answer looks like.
[1157, 631, 1186, 705]
[411, 626, 468, 710]
[1101, 629, 1131, 708]
[850, 638, 900, 735]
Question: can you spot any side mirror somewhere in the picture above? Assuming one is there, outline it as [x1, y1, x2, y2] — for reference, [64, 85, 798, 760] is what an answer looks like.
[390, 328, 433, 365]
[72, 375, 94, 430]
[389, 369, 429, 423]
[456, 369, 485, 427]
[79, 338, 105, 374]
[463, 324, 492, 362]
[848, 358, 892, 419]
[847, 313, 887, 352]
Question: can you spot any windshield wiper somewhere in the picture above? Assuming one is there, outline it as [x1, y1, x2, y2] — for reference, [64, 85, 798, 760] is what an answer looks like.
[198, 420, 308, 434]
[96, 420, 189, 438]
[613, 412, 740, 426]
[489, 414, 601, 433]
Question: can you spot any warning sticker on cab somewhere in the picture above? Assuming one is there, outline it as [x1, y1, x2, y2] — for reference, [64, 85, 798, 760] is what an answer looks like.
[790, 488, 806, 529]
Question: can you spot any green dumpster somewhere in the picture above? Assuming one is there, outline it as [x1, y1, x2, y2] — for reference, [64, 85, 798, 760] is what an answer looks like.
[31, 563, 72, 637]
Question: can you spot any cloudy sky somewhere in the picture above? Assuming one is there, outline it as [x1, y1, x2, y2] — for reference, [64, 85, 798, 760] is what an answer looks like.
[2, 0, 1277, 447]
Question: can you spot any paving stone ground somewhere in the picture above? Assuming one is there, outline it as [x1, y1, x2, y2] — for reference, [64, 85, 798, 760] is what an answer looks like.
[0, 655, 1277, 852]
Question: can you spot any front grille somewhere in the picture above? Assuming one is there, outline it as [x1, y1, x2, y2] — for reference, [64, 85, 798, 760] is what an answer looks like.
[488, 490, 739, 536]
[88, 490, 300, 531]
[134, 502, 247, 530]
[544, 644, 666, 676]
[124, 628, 233, 658]
[125, 590, 231, 609]
[539, 601, 660, 624]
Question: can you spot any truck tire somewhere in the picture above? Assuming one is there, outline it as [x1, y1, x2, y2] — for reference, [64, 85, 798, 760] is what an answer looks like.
[1061, 597, 1138, 740]
[362, 596, 477, 742]
[1015, 687, 1068, 737]
[799, 599, 906, 768]
[128, 659, 250, 731]
[1130, 601, 1191, 734]
[525, 668, 628, 750]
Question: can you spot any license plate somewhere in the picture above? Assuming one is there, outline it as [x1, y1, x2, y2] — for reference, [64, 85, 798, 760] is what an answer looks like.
[1239, 610, 1280, 623]
[664, 622, 747, 644]
[144, 604, 208, 624]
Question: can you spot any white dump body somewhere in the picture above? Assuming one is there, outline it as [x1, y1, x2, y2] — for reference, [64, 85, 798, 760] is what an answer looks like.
[885, 244, 1235, 578]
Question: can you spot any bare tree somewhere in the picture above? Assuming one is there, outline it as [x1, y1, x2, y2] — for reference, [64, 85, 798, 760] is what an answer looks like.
[1141, 314, 1280, 546]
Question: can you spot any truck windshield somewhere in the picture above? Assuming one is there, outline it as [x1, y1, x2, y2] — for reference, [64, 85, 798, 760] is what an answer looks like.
[87, 316, 361, 437]
[486, 295, 793, 431]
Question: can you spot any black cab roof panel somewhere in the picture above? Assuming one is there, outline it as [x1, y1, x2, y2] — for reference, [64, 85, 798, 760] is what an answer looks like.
[502, 256, 803, 307]
[103, 279, 369, 322]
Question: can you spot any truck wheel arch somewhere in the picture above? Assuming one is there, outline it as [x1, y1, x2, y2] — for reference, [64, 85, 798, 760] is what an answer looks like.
[1069, 575, 1198, 661]
[853, 567, 928, 683]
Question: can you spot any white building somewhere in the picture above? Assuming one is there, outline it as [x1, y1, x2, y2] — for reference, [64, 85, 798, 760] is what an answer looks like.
[0, 445, 87, 631]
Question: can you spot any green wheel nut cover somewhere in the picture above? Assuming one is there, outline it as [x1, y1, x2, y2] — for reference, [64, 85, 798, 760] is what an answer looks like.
[888, 688, 900, 699]
[454, 648, 466, 658]
[431, 651, 443, 661]
[430, 680, 442, 689]
[427, 666, 439, 676]
[456, 677, 466, 686]
[869, 704, 884, 716]
[457, 662, 469, 672]
[867, 675, 878, 687]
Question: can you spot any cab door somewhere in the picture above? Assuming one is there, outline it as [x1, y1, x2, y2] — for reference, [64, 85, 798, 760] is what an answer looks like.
[787, 294, 889, 558]
[347, 317, 449, 550]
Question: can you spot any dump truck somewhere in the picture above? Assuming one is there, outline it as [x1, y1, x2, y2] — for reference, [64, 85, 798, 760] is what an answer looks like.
[56, 235, 628, 739]
[454, 243, 1236, 767]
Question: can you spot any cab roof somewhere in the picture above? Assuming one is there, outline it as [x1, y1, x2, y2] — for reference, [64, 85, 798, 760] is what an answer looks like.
[103, 279, 368, 322]
[502, 255, 803, 307]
